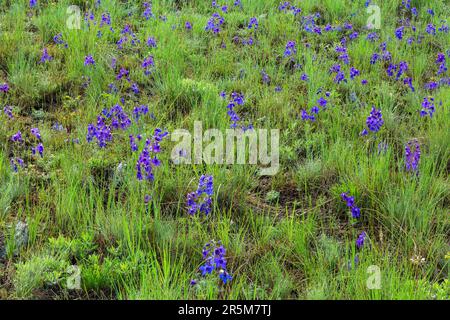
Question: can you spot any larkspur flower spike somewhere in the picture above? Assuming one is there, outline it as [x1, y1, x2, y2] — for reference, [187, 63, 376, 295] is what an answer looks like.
[187, 175, 214, 216]
[405, 139, 420, 173]
[198, 241, 232, 284]
[341, 192, 361, 218]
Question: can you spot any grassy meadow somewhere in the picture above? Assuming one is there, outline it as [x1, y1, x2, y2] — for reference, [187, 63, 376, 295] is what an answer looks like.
[0, 0, 449, 299]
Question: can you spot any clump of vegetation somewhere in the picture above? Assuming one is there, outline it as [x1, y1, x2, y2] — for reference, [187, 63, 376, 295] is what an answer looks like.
[0, 0, 449, 300]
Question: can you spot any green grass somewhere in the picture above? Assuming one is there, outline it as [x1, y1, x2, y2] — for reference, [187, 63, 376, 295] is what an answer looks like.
[0, 0, 448, 300]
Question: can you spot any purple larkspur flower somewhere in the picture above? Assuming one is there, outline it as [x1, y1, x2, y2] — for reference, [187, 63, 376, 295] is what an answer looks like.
[131, 83, 139, 94]
[367, 32, 379, 42]
[350, 67, 360, 80]
[424, 81, 438, 90]
[53, 33, 68, 48]
[0, 83, 9, 93]
[356, 232, 366, 249]
[364, 106, 384, 133]
[198, 241, 232, 284]
[225, 92, 248, 129]
[334, 71, 346, 84]
[284, 41, 296, 57]
[116, 67, 130, 81]
[11, 130, 23, 143]
[31, 143, 44, 157]
[146, 37, 157, 48]
[135, 128, 168, 181]
[142, 2, 154, 20]
[84, 55, 95, 66]
[405, 139, 420, 173]
[248, 17, 258, 30]
[40, 48, 52, 63]
[261, 70, 270, 84]
[142, 56, 155, 75]
[395, 26, 405, 40]
[10, 157, 25, 172]
[100, 12, 111, 27]
[301, 109, 315, 122]
[187, 175, 214, 216]
[341, 192, 361, 218]
[3, 106, 13, 119]
[31, 127, 41, 140]
[317, 97, 327, 108]
[386, 63, 397, 77]
[205, 12, 225, 34]
[420, 97, 435, 118]
[129, 134, 139, 152]
[87, 105, 131, 148]
[133, 105, 149, 122]
[426, 23, 436, 35]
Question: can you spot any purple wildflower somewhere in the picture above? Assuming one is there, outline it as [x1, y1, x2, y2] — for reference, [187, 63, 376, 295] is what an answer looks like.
[129, 134, 139, 152]
[205, 12, 225, 34]
[142, 2, 154, 20]
[0, 83, 9, 93]
[364, 106, 384, 133]
[424, 81, 438, 91]
[3, 106, 13, 119]
[248, 17, 258, 30]
[40, 48, 53, 63]
[402, 77, 414, 92]
[84, 55, 95, 66]
[341, 192, 361, 218]
[53, 33, 68, 48]
[420, 97, 435, 118]
[116, 67, 130, 81]
[31, 143, 44, 157]
[133, 105, 149, 122]
[395, 26, 405, 40]
[31, 128, 41, 140]
[142, 56, 155, 75]
[147, 37, 157, 48]
[187, 175, 214, 216]
[135, 128, 168, 181]
[198, 241, 232, 284]
[11, 131, 23, 143]
[350, 67, 360, 80]
[10, 157, 25, 172]
[405, 139, 420, 173]
[356, 232, 366, 249]
[426, 23, 436, 35]
[284, 41, 296, 57]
